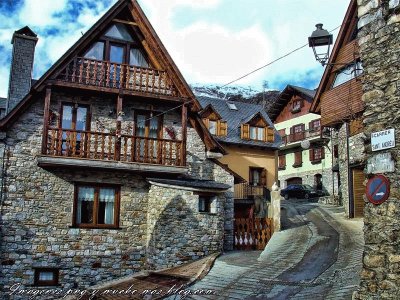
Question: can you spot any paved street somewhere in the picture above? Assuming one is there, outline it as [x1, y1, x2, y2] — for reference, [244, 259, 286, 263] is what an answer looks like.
[179, 200, 364, 300]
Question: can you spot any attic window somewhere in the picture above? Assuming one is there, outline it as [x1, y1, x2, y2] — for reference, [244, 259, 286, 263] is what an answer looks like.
[227, 102, 237, 110]
[104, 24, 134, 42]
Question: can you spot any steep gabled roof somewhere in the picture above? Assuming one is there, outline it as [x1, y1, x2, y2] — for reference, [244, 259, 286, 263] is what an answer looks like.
[269, 85, 316, 122]
[198, 96, 281, 149]
[0, 0, 224, 153]
[310, 0, 357, 113]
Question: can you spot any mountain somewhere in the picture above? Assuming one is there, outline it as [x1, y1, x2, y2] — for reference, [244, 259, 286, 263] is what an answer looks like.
[190, 83, 280, 113]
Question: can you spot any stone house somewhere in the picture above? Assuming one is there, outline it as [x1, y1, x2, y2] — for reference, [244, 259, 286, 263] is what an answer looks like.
[0, 0, 235, 296]
[354, 0, 400, 298]
[310, 0, 366, 218]
[197, 97, 281, 218]
[270, 85, 334, 199]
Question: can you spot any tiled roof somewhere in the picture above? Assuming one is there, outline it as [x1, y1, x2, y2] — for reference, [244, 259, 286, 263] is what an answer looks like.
[147, 178, 231, 191]
[269, 85, 316, 122]
[197, 96, 281, 149]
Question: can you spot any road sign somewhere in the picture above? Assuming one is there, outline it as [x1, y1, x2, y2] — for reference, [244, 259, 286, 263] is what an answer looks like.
[371, 129, 395, 151]
[366, 175, 390, 205]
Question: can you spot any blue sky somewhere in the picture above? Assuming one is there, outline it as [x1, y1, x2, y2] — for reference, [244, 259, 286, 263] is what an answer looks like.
[0, 0, 349, 97]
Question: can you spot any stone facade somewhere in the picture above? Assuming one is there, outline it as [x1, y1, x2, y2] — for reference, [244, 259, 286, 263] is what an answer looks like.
[354, 0, 400, 298]
[0, 92, 233, 298]
[332, 124, 366, 217]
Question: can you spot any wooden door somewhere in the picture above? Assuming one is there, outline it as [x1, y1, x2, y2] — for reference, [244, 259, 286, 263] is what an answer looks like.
[352, 168, 364, 218]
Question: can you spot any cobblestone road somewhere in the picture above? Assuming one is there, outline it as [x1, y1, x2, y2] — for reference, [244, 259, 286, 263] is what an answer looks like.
[178, 201, 364, 300]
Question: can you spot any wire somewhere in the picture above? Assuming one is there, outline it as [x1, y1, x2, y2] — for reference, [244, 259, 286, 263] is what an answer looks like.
[140, 24, 342, 124]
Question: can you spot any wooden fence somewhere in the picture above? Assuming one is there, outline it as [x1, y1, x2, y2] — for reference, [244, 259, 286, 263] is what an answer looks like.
[234, 217, 274, 250]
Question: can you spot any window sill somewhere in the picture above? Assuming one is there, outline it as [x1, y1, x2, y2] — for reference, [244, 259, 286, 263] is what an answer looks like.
[291, 108, 301, 114]
[199, 212, 217, 216]
[311, 159, 322, 165]
[292, 163, 302, 168]
[69, 225, 122, 230]
[278, 166, 286, 170]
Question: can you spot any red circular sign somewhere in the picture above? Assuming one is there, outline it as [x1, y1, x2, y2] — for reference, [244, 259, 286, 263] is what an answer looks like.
[366, 175, 390, 205]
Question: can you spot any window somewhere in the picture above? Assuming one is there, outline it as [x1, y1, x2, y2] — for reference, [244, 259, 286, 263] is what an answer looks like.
[293, 151, 302, 167]
[60, 103, 90, 156]
[332, 61, 363, 88]
[250, 126, 265, 141]
[209, 120, 217, 135]
[74, 185, 120, 228]
[333, 144, 339, 159]
[290, 124, 305, 142]
[292, 99, 302, 113]
[249, 167, 266, 186]
[310, 147, 325, 163]
[227, 102, 237, 110]
[198, 195, 216, 213]
[34, 268, 59, 286]
[83, 23, 150, 68]
[278, 155, 286, 170]
[309, 119, 321, 131]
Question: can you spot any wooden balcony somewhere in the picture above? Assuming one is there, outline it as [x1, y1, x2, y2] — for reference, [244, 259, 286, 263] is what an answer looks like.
[234, 183, 267, 200]
[281, 128, 322, 147]
[56, 57, 179, 97]
[42, 128, 184, 169]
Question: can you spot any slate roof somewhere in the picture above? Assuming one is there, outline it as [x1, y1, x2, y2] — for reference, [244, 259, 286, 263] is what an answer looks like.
[197, 96, 281, 149]
[269, 85, 316, 122]
[0, 97, 6, 109]
[147, 178, 231, 191]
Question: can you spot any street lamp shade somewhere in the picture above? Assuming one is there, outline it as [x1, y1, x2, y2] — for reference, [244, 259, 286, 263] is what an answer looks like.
[308, 24, 333, 66]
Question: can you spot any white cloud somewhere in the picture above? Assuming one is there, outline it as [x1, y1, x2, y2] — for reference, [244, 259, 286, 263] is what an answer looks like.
[18, 0, 68, 27]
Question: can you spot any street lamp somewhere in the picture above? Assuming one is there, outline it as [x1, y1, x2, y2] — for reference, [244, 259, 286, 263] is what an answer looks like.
[308, 23, 333, 66]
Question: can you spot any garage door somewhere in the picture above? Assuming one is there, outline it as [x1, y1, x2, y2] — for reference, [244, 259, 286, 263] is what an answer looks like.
[352, 169, 364, 218]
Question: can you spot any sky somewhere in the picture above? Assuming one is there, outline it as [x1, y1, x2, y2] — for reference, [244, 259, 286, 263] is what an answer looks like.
[0, 0, 349, 98]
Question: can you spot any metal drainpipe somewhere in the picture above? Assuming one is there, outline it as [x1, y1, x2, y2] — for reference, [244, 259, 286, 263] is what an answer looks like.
[346, 122, 354, 218]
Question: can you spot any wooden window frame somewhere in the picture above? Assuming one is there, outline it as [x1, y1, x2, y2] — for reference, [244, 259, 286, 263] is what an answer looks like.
[34, 268, 59, 286]
[309, 119, 321, 132]
[249, 126, 265, 141]
[290, 124, 305, 142]
[293, 151, 303, 168]
[291, 99, 303, 113]
[83, 23, 150, 67]
[278, 154, 286, 170]
[310, 147, 325, 164]
[249, 167, 266, 187]
[72, 183, 121, 229]
[134, 110, 164, 139]
[59, 102, 91, 131]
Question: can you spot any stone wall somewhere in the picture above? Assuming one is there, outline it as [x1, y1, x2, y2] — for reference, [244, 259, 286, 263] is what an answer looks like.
[0, 92, 233, 298]
[354, 0, 400, 298]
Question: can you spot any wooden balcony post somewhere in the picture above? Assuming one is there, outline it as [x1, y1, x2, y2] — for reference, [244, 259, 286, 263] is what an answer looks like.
[115, 94, 123, 161]
[181, 102, 188, 166]
[41, 88, 52, 154]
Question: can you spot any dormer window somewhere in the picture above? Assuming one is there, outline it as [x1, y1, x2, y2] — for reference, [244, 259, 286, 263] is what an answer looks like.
[201, 105, 227, 136]
[250, 126, 264, 141]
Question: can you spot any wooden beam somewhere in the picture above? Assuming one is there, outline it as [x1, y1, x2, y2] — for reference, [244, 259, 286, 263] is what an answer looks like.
[115, 94, 123, 161]
[41, 88, 52, 154]
[113, 19, 138, 26]
[181, 103, 188, 166]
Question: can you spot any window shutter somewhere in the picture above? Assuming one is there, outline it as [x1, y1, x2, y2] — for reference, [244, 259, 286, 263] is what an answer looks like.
[309, 121, 313, 131]
[309, 149, 314, 161]
[241, 124, 250, 140]
[261, 169, 267, 186]
[322, 147, 325, 159]
[301, 123, 305, 139]
[217, 120, 227, 136]
[267, 127, 275, 142]
[300, 99, 304, 107]
[202, 118, 209, 129]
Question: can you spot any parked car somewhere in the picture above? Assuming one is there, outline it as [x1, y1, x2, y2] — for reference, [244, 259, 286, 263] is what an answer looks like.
[280, 184, 319, 200]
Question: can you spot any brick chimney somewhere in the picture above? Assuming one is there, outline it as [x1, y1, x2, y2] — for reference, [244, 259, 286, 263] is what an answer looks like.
[6, 26, 38, 113]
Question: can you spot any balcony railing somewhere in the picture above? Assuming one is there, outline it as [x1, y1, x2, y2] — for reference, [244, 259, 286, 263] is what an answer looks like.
[234, 183, 266, 200]
[281, 128, 321, 146]
[57, 57, 178, 97]
[44, 128, 183, 166]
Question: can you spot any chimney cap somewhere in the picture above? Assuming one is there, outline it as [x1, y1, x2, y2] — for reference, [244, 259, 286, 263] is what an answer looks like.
[12, 26, 38, 44]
